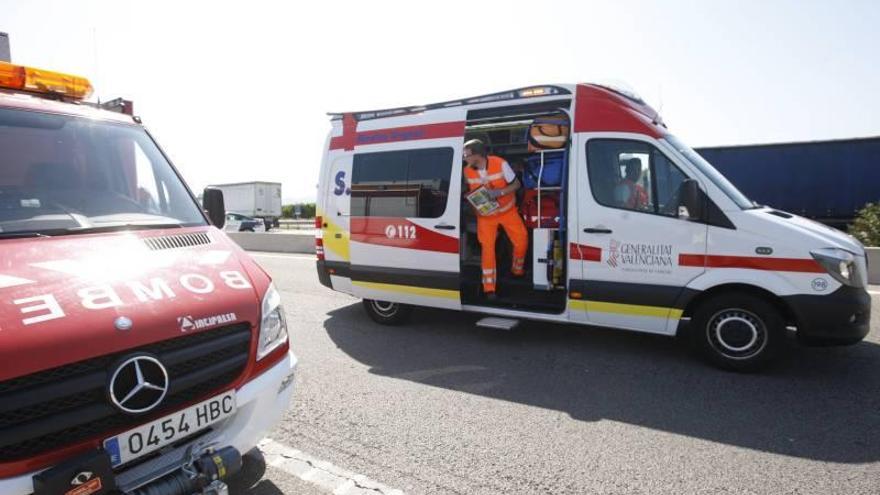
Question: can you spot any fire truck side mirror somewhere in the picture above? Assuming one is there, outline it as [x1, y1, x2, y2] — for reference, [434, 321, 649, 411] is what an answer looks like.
[203, 188, 226, 228]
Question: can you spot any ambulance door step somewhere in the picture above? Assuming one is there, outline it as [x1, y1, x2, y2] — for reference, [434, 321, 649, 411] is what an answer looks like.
[476, 317, 520, 331]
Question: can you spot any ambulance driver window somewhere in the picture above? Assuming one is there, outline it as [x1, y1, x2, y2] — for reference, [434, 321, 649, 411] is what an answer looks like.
[653, 151, 689, 216]
[586, 139, 689, 217]
[351, 147, 453, 218]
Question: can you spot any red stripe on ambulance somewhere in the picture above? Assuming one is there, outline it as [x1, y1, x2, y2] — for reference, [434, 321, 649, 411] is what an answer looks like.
[569, 242, 602, 262]
[574, 84, 664, 138]
[350, 217, 458, 254]
[330, 121, 465, 151]
[679, 254, 825, 273]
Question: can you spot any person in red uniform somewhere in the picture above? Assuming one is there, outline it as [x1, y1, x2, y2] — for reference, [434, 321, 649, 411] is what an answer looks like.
[462, 139, 528, 299]
[617, 157, 649, 210]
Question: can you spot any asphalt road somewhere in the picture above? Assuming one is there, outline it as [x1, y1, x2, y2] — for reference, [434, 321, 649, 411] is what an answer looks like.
[232, 253, 880, 495]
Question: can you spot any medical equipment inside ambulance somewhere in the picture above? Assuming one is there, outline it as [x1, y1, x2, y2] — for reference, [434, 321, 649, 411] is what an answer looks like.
[461, 110, 570, 309]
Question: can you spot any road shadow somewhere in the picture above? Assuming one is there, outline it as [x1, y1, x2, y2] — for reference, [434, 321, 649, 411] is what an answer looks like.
[226, 449, 285, 495]
[324, 303, 880, 463]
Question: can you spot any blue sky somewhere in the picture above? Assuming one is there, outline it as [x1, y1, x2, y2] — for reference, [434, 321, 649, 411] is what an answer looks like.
[1, 0, 877, 202]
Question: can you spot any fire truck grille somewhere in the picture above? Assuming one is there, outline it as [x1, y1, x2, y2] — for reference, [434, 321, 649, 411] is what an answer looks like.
[143, 232, 212, 251]
[0, 323, 251, 462]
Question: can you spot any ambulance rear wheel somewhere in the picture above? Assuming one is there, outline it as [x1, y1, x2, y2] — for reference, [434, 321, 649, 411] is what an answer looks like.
[691, 293, 783, 372]
[363, 299, 412, 325]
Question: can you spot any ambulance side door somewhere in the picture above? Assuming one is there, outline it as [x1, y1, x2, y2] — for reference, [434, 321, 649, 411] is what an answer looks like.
[347, 109, 467, 309]
[574, 133, 708, 334]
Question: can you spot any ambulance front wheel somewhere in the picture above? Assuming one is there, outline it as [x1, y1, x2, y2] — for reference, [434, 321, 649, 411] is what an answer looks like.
[362, 299, 413, 325]
[690, 293, 784, 372]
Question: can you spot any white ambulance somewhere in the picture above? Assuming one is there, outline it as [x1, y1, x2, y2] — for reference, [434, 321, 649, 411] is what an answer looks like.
[315, 84, 870, 371]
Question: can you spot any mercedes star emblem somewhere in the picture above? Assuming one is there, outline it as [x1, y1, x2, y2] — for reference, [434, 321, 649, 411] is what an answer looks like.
[108, 355, 169, 414]
[114, 316, 133, 331]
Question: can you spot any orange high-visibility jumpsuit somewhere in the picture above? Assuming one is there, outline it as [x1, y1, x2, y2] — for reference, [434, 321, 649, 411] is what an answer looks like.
[464, 156, 528, 294]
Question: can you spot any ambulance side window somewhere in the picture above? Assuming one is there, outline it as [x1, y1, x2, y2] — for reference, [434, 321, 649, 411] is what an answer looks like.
[587, 139, 689, 217]
[351, 147, 453, 218]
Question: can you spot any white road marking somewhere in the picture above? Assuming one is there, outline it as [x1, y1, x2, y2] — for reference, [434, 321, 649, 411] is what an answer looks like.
[869, 290, 880, 296]
[249, 252, 316, 261]
[259, 438, 404, 495]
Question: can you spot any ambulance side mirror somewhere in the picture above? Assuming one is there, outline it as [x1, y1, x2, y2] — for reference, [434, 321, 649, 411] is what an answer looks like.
[203, 187, 226, 228]
[680, 179, 703, 222]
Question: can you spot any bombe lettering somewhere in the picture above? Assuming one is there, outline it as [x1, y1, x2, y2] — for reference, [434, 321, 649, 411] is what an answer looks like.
[9, 270, 252, 326]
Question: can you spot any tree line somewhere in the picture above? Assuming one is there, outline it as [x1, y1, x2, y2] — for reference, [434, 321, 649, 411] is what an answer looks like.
[282, 203, 316, 219]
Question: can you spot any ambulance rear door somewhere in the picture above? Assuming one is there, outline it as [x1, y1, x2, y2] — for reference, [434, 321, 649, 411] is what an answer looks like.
[346, 108, 467, 310]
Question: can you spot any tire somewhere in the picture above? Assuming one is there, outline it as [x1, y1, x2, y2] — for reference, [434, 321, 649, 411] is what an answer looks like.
[362, 299, 412, 325]
[690, 293, 783, 372]
[242, 227, 255, 232]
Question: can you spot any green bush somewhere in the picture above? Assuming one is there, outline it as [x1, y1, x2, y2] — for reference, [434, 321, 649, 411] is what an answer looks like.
[850, 202, 880, 247]
[282, 202, 316, 219]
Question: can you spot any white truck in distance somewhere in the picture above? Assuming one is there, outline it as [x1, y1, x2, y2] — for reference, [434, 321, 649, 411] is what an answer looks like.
[210, 181, 282, 229]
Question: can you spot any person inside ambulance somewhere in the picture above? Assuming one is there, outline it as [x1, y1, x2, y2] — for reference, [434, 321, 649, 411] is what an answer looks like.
[615, 157, 649, 210]
[462, 139, 528, 300]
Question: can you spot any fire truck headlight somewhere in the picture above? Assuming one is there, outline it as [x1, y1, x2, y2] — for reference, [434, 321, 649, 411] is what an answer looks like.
[257, 283, 289, 360]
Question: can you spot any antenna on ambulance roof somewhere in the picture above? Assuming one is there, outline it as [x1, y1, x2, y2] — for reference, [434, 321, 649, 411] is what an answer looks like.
[658, 84, 664, 116]
[0, 32, 11, 63]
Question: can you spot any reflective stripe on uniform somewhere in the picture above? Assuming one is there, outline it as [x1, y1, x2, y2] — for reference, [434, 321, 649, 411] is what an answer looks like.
[467, 172, 504, 185]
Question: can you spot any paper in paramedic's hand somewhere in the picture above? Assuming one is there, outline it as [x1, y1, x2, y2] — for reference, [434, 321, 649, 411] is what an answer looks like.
[467, 187, 501, 216]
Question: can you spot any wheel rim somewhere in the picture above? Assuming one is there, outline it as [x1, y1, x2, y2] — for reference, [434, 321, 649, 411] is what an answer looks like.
[707, 308, 767, 360]
[370, 300, 398, 317]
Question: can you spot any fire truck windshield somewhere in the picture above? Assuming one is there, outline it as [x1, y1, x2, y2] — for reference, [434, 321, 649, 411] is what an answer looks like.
[0, 107, 206, 236]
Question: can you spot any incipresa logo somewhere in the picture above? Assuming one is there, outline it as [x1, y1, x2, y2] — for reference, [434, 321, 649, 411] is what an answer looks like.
[178, 312, 238, 332]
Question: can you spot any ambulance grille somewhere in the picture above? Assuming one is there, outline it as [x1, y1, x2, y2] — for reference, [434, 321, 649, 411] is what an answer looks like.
[143, 232, 212, 251]
[0, 322, 252, 463]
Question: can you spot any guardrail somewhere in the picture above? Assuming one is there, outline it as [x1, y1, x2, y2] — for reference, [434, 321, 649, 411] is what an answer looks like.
[277, 219, 315, 230]
[226, 231, 315, 254]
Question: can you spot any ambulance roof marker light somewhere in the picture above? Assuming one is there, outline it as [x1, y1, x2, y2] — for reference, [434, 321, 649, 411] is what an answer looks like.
[519, 86, 560, 98]
[0, 61, 94, 100]
[329, 85, 571, 122]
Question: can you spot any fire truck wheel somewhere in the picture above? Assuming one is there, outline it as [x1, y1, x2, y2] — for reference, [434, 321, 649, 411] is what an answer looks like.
[690, 293, 783, 372]
[362, 299, 413, 325]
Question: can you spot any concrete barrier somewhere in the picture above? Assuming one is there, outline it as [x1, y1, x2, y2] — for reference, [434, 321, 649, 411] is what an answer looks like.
[867, 247, 880, 285]
[226, 231, 314, 254]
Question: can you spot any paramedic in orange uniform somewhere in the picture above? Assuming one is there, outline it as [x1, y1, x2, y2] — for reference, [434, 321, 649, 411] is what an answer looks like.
[463, 139, 528, 298]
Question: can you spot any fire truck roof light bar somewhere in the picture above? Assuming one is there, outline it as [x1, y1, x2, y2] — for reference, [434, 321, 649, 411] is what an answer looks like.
[0, 61, 93, 100]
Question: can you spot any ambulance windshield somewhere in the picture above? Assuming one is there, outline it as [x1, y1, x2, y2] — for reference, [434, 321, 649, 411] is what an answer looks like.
[0, 108, 206, 237]
[664, 135, 757, 209]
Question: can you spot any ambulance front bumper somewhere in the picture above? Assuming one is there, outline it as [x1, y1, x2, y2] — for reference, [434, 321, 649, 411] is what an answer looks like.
[787, 286, 871, 345]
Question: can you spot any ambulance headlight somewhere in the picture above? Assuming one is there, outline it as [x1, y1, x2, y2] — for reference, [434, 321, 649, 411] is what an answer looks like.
[258, 283, 289, 360]
[811, 248, 863, 288]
